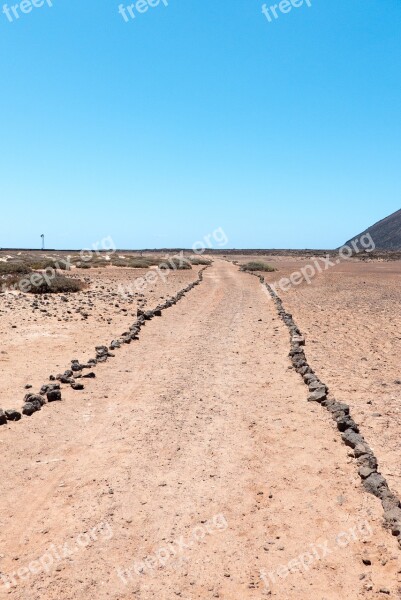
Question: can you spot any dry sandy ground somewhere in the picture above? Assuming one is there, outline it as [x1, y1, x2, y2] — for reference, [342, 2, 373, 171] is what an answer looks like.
[0, 266, 201, 401]
[257, 256, 401, 503]
[0, 260, 400, 599]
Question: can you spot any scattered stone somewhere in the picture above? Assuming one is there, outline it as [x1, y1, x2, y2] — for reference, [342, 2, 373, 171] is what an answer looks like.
[22, 402, 37, 416]
[0, 410, 7, 425]
[363, 472, 388, 498]
[47, 390, 62, 402]
[24, 394, 46, 406]
[307, 388, 327, 402]
[40, 383, 60, 395]
[71, 382, 84, 390]
[358, 466, 375, 480]
[5, 409, 22, 421]
[342, 430, 365, 449]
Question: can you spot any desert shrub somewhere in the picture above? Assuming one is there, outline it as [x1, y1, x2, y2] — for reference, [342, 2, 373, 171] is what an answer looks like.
[159, 257, 192, 270]
[240, 261, 276, 272]
[26, 259, 71, 271]
[0, 262, 31, 275]
[125, 257, 160, 269]
[27, 274, 85, 294]
[188, 257, 212, 265]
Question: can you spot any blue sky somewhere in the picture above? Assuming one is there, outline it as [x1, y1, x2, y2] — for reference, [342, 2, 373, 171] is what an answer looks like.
[0, 0, 400, 249]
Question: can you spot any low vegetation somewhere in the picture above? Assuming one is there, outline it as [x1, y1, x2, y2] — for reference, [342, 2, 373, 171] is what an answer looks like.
[188, 257, 212, 265]
[240, 261, 277, 272]
[0, 262, 31, 275]
[27, 274, 85, 294]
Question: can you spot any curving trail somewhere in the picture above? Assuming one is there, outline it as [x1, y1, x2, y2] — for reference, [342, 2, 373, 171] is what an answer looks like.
[0, 260, 399, 599]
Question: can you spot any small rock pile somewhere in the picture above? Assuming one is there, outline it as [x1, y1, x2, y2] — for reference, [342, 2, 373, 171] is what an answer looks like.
[255, 273, 401, 549]
[0, 266, 208, 429]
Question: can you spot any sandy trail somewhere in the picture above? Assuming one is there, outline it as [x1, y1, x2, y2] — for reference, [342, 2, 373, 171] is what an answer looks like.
[0, 260, 400, 599]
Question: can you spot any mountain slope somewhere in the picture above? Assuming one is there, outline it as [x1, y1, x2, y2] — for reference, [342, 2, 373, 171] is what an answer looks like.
[346, 208, 401, 249]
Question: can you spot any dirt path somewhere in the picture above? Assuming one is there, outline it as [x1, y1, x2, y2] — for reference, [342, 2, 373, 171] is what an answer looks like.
[1, 260, 400, 599]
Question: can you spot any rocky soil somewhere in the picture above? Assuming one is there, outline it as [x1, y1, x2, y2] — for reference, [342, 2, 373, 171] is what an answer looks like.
[0, 259, 400, 599]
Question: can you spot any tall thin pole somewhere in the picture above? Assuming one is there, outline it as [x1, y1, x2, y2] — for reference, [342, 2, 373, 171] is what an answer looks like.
[41, 234, 44, 251]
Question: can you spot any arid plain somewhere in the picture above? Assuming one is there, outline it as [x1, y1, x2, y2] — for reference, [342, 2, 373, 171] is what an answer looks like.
[1, 251, 401, 599]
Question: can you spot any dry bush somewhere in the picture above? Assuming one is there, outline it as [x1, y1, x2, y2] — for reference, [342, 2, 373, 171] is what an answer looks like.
[0, 262, 31, 275]
[188, 257, 212, 265]
[27, 274, 86, 294]
[240, 261, 276, 272]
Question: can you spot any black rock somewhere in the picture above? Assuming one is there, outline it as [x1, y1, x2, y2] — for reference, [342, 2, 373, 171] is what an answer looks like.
[24, 394, 46, 406]
[358, 466, 375, 480]
[383, 507, 401, 535]
[363, 472, 388, 498]
[40, 383, 60, 395]
[22, 402, 37, 416]
[335, 415, 359, 433]
[307, 388, 327, 402]
[342, 429, 365, 449]
[309, 380, 327, 392]
[95, 345, 109, 357]
[5, 409, 21, 421]
[327, 402, 350, 416]
[47, 390, 62, 402]
[82, 372, 96, 379]
[0, 410, 7, 425]
[357, 453, 378, 470]
[71, 382, 84, 390]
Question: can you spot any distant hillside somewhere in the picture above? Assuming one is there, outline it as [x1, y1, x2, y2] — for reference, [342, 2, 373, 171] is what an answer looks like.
[346, 208, 401, 250]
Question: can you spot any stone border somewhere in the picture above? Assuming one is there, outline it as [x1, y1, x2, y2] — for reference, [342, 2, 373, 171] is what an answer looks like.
[251, 272, 401, 548]
[0, 266, 209, 427]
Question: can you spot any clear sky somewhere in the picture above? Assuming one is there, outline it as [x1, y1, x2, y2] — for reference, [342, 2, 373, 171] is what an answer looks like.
[0, 0, 400, 249]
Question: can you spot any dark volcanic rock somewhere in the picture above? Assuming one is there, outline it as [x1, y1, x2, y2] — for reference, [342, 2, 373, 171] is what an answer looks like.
[71, 382, 84, 390]
[334, 414, 359, 433]
[24, 394, 46, 406]
[0, 410, 7, 425]
[5, 409, 21, 421]
[307, 388, 327, 402]
[47, 390, 62, 402]
[22, 402, 37, 416]
[341, 429, 365, 449]
[363, 472, 388, 498]
[40, 383, 60, 395]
